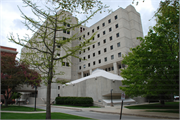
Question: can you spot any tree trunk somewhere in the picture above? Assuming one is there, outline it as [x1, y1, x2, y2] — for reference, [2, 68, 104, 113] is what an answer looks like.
[4, 99, 8, 107]
[46, 82, 51, 119]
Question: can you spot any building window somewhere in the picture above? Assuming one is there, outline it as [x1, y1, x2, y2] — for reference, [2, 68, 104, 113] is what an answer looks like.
[97, 34, 100, 38]
[83, 35, 85, 38]
[58, 86, 60, 90]
[98, 50, 101, 55]
[66, 62, 69, 67]
[63, 22, 66, 26]
[79, 59, 81, 62]
[98, 42, 100, 46]
[97, 26, 99, 30]
[63, 29, 66, 33]
[84, 57, 86, 60]
[57, 45, 61, 48]
[115, 24, 118, 28]
[118, 65, 121, 69]
[112, 67, 114, 70]
[67, 31, 70, 34]
[93, 44, 95, 48]
[83, 28, 85, 31]
[79, 66, 81, 70]
[108, 67, 111, 71]
[116, 33, 119, 38]
[115, 15, 118, 20]
[57, 53, 60, 56]
[88, 47, 90, 51]
[104, 57, 107, 62]
[111, 55, 114, 60]
[67, 24, 70, 27]
[93, 53, 95, 57]
[103, 31, 105, 35]
[105, 68, 107, 71]
[84, 64, 86, 68]
[118, 52, 121, 57]
[109, 27, 112, 32]
[88, 63, 90, 67]
[92, 29, 94, 33]
[108, 19, 111, 23]
[117, 42, 120, 47]
[104, 48, 107, 52]
[92, 37, 94, 40]
[62, 62, 65, 66]
[103, 39, 106, 43]
[88, 55, 90, 59]
[79, 37, 81, 40]
[99, 59, 101, 64]
[79, 51, 81, 54]
[83, 49, 85, 53]
[109, 36, 112, 41]
[102, 22, 105, 27]
[87, 32, 90, 35]
[110, 45, 113, 50]
[80, 27, 82, 32]
[93, 61, 95, 65]
[63, 37, 66, 40]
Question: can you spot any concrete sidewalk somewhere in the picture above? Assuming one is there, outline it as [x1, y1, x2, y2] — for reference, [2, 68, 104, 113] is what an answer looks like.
[1, 104, 179, 119]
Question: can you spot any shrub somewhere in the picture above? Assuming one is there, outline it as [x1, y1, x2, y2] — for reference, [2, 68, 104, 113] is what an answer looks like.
[55, 97, 93, 107]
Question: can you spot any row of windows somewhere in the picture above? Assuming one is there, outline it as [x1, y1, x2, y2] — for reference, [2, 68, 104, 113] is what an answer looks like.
[63, 22, 71, 34]
[79, 23, 119, 40]
[79, 52, 121, 70]
[62, 62, 70, 67]
[79, 42, 120, 56]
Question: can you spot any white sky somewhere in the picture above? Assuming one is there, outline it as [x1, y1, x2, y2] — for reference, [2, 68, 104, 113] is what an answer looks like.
[0, 0, 163, 59]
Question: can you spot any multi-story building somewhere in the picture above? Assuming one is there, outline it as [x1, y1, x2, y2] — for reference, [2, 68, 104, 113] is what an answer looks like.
[20, 5, 143, 104]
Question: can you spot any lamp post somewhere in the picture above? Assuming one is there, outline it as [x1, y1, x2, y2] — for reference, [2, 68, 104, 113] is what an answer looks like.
[34, 85, 37, 111]
[111, 89, 113, 107]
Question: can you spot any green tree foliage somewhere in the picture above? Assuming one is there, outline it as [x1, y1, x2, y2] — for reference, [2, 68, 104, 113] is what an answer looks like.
[8, 0, 109, 118]
[120, 0, 179, 104]
[1, 56, 41, 107]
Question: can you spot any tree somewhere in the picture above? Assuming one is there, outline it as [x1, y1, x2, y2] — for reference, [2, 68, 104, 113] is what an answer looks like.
[1, 56, 41, 107]
[120, 0, 179, 105]
[8, 0, 109, 119]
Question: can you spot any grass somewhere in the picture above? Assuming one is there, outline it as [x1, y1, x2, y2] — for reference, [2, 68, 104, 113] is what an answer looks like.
[1, 105, 45, 111]
[145, 110, 179, 113]
[125, 102, 179, 110]
[1, 112, 92, 119]
[53, 104, 101, 108]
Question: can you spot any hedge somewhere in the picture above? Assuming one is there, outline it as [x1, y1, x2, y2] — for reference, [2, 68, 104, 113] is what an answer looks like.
[55, 97, 93, 107]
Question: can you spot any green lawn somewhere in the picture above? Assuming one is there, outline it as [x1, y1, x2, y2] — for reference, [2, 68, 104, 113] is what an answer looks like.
[125, 102, 179, 110]
[1, 112, 92, 119]
[145, 110, 179, 113]
[53, 104, 101, 108]
[1, 105, 45, 111]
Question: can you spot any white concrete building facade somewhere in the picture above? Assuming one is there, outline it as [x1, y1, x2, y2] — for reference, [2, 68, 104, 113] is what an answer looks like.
[20, 5, 144, 105]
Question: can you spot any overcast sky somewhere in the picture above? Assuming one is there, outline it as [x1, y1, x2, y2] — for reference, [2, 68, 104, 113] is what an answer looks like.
[0, 0, 163, 59]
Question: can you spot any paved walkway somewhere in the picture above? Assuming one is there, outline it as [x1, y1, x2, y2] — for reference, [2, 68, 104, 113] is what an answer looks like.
[1, 103, 179, 119]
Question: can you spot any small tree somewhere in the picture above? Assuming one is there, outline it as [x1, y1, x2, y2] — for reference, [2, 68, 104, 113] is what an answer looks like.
[1, 56, 41, 107]
[120, 0, 179, 105]
[8, 0, 109, 119]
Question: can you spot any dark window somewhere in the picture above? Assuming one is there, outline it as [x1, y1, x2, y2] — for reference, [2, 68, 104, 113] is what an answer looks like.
[79, 44, 81, 47]
[93, 53, 95, 57]
[79, 66, 81, 70]
[97, 26, 99, 30]
[116, 33, 119, 37]
[110, 45, 113, 50]
[93, 61, 95, 65]
[108, 67, 111, 71]
[63, 29, 66, 33]
[63, 22, 66, 26]
[104, 57, 107, 62]
[103, 31, 105, 35]
[112, 67, 114, 70]
[93, 44, 95, 48]
[67, 31, 70, 34]
[105, 68, 107, 71]
[98, 42, 100, 46]
[58, 86, 60, 90]
[97, 34, 100, 38]
[111, 55, 114, 60]
[99, 59, 101, 63]
[115, 24, 118, 28]
[57, 53, 60, 56]
[79, 37, 81, 40]
[117, 42, 120, 47]
[103, 39, 106, 43]
[84, 57, 86, 60]
[92, 29, 94, 33]
[79, 51, 81, 54]
[108, 19, 111, 23]
[57, 45, 61, 48]
[83, 28, 85, 31]
[87, 32, 89, 35]
[115, 15, 118, 20]
[88, 55, 90, 59]
[83, 35, 85, 38]
[88, 47, 90, 51]
[62, 62, 65, 66]
[88, 63, 90, 67]
[109, 36, 112, 41]
[79, 59, 81, 62]
[67, 24, 70, 27]
[98, 50, 101, 55]
[109, 27, 112, 32]
[92, 37, 94, 40]
[80, 27, 82, 32]
[104, 48, 107, 52]
[118, 65, 121, 69]
[118, 52, 121, 57]
[102, 22, 105, 27]
[66, 62, 69, 67]
[63, 37, 66, 40]
[83, 49, 85, 53]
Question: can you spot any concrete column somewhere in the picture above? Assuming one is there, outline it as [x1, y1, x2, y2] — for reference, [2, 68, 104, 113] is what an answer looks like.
[113, 62, 118, 75]
[89, 69, 92, 75]
[81, 72, 83, 78]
